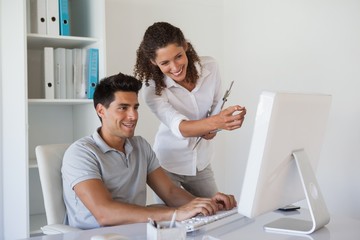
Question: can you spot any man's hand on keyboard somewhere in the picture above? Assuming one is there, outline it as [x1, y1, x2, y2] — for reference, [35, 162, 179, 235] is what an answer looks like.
[176, 197, 218, 221]
[211, 192, 237, 211]
[175, 192, 237, 221]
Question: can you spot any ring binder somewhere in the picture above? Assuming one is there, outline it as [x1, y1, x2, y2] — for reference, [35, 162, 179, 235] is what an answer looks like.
[59, 0, 70, 36]
[46, 0, 59, 35]
[30, 0, 47, 34]
[86, 48, 99, 99]
[44, 47, 55, 99]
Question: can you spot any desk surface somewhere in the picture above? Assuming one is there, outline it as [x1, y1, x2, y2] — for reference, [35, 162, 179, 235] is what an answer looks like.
[22, 209, 360, 240]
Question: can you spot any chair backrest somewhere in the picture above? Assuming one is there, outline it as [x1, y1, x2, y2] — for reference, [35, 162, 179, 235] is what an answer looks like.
[35, 144, 70, 225]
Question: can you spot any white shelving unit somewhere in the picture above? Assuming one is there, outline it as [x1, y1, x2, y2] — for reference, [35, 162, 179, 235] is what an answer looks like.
[26, 0, 106, 235]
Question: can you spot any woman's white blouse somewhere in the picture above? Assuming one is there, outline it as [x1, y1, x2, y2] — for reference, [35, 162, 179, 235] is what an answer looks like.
[142, 56, 223, 176]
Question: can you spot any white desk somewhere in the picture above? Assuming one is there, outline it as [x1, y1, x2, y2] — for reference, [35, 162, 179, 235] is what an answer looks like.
[21, 209, 360, 240]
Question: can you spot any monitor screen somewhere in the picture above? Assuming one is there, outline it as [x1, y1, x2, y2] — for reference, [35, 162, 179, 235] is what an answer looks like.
[238, 91, 332, 234]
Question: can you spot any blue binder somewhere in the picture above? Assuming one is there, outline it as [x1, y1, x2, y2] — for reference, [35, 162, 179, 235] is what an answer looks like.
[58, 0, 70, 36]
[86, 48, 99, 99]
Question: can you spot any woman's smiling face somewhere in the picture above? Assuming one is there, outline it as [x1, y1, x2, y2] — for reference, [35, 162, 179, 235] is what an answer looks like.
[152, 43, 188, 83]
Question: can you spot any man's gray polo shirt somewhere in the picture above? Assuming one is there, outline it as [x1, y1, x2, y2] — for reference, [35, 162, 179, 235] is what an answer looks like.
[62, 129, 160, 229]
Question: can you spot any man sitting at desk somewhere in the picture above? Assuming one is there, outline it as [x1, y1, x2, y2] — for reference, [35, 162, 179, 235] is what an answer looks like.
[61, 72, 236, 229]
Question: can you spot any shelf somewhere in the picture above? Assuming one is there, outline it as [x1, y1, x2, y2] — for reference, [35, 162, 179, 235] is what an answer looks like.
[27, 34, 98, 49]
[25, 1, 105, 237]
[28, 99, 93, 105]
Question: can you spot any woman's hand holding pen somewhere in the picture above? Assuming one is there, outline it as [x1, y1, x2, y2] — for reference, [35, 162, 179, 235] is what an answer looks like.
[191, 105, 246, 150]
[199, 105, 246, 139]
[215, 105, 246, 131]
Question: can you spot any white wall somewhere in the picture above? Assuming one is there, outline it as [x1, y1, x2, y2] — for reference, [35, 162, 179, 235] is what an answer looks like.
[105, 0, 360, 220]
[105, 0, 224, 77]
[223, 0, 360, 220]
[0, 0, 3, 237]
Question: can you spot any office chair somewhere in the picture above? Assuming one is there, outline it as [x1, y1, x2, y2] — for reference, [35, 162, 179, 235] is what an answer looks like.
[35, 144, 81, 234]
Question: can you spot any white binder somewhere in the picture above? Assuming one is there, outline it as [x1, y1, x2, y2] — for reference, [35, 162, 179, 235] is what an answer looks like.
[73, 48, 86, 99]
[54, 48, 66, 99]
[30, 0, 47, 34]
[80, 48, 88, 99]
[46, 0, 60, 35]
[65, 49, 74, 99]
[43, 47, 55, 99]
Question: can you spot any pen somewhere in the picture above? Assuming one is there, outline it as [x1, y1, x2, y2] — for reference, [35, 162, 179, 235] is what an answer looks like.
[219, 81, 234, 110]
[148, 217, 158, 228]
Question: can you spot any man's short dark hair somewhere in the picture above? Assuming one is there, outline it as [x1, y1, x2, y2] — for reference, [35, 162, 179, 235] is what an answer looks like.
[93, 72, 142, 110]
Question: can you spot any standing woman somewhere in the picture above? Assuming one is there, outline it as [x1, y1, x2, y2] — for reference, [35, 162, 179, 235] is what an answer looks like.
[134, 22, 246, 198]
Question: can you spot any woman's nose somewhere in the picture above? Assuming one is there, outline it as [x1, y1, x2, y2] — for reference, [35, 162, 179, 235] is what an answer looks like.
[170, 61, 179, 71]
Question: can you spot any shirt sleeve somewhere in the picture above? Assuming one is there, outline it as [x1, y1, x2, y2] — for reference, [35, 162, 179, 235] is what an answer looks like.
[62, 141, 102, 189]
[144, 137, 161, 174]
[141, 83, 188, 139]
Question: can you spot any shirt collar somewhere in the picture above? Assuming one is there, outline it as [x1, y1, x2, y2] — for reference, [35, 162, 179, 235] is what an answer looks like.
[92, 128, 133, 155]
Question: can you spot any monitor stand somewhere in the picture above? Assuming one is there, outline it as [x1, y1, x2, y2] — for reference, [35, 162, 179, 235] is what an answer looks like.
[264, 149, 330, 235]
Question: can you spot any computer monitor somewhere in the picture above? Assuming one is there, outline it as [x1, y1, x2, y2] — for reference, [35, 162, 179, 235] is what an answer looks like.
[238, 91, 332, 235]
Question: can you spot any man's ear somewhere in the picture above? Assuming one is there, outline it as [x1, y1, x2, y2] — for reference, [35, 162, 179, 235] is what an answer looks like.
[96, 103, 105, 119]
